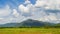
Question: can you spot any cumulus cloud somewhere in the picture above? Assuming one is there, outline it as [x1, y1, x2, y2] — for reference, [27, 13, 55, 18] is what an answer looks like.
[13, 9, 20, 17]
[18, 4, 29, 13]
[34, 0, 60, 10]
[0, 5, 12, 17]
[0, 9, 28, 24]
[0, 5, 13, 24]
[35, 0, 47, 7]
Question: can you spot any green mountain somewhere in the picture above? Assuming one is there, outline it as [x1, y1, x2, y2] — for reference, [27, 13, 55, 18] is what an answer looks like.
[0, 19, 55, 27]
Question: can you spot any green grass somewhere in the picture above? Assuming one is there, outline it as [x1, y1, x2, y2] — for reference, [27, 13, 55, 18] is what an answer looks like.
[0, 28, 60, 34]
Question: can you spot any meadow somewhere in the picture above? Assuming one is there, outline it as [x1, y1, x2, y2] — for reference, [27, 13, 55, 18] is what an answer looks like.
[0, 28, 60, 34]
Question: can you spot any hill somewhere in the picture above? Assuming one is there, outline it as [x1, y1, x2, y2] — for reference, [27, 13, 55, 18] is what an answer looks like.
[0, 19, 54, 27]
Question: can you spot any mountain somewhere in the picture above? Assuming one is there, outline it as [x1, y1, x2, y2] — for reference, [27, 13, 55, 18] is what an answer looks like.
[0, 19, 54, 27]
[0, 23, 21, 27]
[20, 19, 53, 27]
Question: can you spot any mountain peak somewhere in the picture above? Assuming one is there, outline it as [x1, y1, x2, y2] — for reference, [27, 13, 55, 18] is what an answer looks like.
[0, 19, 53, 27]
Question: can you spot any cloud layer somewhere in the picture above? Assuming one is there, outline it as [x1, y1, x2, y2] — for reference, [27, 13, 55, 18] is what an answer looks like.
[18, 0, 60, 23]
[0, 0, 60, 24]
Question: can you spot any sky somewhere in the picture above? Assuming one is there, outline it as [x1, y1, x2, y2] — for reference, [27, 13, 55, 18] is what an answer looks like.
[0, 0, 60, 24]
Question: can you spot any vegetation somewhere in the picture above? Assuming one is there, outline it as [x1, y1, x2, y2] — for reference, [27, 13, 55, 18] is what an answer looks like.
[0, 28, 60, 34]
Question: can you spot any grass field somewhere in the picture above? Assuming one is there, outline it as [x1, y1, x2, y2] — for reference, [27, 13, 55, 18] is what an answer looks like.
[0, 28, 60, 34]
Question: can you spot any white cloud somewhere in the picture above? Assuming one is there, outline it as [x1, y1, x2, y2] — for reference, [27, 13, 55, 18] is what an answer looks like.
[0, 5, 12, 17]
[35, 0, 47, 7]
[13, 9, 20, 17]
[24, 0, 31, 4]
[34, 0, 60, 10]
[18, 4, 29, 13]
[18, 0, 34, 14]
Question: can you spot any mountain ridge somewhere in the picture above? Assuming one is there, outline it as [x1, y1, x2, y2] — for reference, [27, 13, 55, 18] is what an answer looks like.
[0, 19, 55, 27]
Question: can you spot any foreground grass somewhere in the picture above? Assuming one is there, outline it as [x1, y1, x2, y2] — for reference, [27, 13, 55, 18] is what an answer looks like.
[0, 28, 60, 34]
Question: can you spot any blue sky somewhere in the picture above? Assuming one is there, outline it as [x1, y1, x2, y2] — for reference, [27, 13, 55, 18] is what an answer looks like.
[0, 0, 18, 8]
[0, 0, 60, 24]
[0, 0, 36, 8]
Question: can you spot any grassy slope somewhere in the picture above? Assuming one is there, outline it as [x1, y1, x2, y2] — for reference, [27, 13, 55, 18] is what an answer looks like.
[0, 28, 60, 34]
